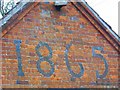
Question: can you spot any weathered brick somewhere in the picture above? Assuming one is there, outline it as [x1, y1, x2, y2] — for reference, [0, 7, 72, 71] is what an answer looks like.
[16, 80, 29, 84]
[1, 2, 119, 88]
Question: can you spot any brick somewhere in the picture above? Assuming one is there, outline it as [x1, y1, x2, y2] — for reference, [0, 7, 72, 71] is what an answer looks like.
[16, 80, 29, 84]
[40, 9, 51, 17]
[59, 16, 67, 21]
[55, 25, 64, 30]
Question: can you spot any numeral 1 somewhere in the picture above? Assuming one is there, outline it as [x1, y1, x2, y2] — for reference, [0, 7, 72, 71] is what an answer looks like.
[14, 40, 24, 76]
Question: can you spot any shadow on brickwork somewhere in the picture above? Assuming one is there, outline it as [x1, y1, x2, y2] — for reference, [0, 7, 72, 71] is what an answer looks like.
[1, 87, 119, 90]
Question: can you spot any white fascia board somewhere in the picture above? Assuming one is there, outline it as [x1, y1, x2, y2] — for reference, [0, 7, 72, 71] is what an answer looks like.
[55, 0, 68, 6]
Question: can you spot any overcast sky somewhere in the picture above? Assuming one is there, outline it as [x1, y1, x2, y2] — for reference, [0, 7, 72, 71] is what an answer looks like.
[85, 0, 119, 35]
[1, 0, 119, 35]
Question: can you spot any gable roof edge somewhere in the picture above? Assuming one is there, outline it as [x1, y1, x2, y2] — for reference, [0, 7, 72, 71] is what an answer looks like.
[81, 0, 120, 42]
[0, 0, 119, 52]
[1, 0, 119, 42]
[72, 1, 120, 52]
[0, 0, 35, 28]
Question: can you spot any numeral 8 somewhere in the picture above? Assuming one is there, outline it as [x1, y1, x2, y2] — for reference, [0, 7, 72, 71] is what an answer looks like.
[35, 42, 54, 77]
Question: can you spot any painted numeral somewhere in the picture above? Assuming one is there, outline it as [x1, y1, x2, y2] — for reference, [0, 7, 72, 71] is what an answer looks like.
[92, 46, 108, 79]
[35, 42, 54, 77]
[65, 42, 84, 78]
[14, 40, 24, 76]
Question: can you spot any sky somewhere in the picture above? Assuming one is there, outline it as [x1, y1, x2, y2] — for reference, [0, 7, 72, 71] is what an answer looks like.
[0, 0, 119, 35]
[85, 0, 119, 35]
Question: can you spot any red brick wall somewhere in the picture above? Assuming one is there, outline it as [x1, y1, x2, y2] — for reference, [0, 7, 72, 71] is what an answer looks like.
[1, 2, 119, 88]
